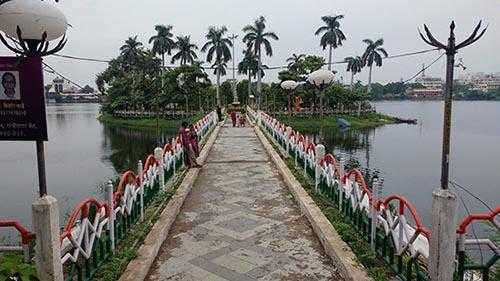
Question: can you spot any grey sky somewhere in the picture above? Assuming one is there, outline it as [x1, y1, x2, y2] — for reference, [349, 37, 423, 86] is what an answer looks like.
[7, 0, 499, 88]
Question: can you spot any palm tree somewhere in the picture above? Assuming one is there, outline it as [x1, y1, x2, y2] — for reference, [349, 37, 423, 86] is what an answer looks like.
[315, 15, 346, 71]
[286, 53, 305, 72]
[171, 36, 198, 65]
[242, 16, 279, 109]
[120, 36, 143, 69]
[345, 56, 364, 90]
[238, 50, 258, 97]
[362, 38, 388, 93]
[148, 25, 175, 68]
[201, 26, 232, 107]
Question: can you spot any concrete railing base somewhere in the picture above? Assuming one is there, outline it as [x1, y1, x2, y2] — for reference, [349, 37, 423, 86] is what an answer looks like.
[118, 124, 222, 281]
[253, 124, 372, 281]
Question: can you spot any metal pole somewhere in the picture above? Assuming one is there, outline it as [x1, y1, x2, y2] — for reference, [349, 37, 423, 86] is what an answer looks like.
[229, 34, 238, 104]
[36, 140, 47, 197]
[440, 51, 455, 190]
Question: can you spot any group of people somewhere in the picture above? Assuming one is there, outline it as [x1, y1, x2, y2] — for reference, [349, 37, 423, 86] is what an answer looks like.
[230, 110, 246, 127]
[179, 122, 201, 168]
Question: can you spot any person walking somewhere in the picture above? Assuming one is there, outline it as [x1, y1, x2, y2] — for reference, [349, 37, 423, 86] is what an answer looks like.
[230, 110, 237, 127]
[179, 122, 201, 168]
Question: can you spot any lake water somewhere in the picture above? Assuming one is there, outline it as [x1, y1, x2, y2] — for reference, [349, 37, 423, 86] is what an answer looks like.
[311, 100, 500, 226]
[0, 102, 498, 230]
[0, 104, 177, 227]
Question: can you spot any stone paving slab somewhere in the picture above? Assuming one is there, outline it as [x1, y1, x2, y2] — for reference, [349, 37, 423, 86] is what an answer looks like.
[146, 124, 342, 281]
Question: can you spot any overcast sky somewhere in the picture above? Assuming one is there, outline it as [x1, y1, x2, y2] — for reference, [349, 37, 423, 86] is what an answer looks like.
[7, 0, 499, 88]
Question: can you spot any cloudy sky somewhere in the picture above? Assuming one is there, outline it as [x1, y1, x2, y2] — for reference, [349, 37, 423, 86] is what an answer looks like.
[8, 0, 499, 88]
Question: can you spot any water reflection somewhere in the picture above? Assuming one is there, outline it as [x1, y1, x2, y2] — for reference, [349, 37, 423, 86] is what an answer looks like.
[101, 125, 178, 174]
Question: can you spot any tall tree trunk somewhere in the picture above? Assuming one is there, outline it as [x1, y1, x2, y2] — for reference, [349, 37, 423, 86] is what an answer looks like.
[248, 73, 252, 103]
[328, 45, 333, 71]
[367, 64, 373, 94]
[257, 49, 262, 110]
[350, 72, 355, 91]
[287, 92, 291, 115]
[216, 66, 221, 107]
[319, 90, 324, 117]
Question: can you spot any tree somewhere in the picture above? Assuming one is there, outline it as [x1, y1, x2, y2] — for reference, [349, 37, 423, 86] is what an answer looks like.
[286, 53, 305, 72]
[315, 15, 346, 71]
[171, 36, 198, 65]
[148, 25, 175, 68]
[242, 16, 279, 109]
[201, 26, 232, 107]
[238, 50, 258, 98]
[120, 36, 144, 70]
[344, 56, 364, 90]
[362, 38, 388, 94]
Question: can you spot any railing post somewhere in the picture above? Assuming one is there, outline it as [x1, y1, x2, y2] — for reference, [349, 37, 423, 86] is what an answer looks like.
[106, 180, 115, 252]
[31, 195, 64, 281]
[285, 126, 292, 157]
[154, 147, 165, 190]
[315, 144, 325, 193]
[429, 188, 458, 281]
[338, 157, 345, 210]
[370, 177, 383, 251]
[138, 160, 144, 222]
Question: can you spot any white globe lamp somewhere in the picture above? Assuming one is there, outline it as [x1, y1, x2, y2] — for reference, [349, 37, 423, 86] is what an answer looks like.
[0, 0, 68, 41]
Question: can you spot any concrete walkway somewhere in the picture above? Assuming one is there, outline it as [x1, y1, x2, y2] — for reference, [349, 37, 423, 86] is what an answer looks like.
[146, 124, 341, 281]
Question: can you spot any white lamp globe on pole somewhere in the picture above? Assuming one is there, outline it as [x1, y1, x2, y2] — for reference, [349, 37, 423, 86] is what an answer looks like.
[307, 69, 335, 116]
[0, 0, 68, 56]
[280, 80, 298, 115]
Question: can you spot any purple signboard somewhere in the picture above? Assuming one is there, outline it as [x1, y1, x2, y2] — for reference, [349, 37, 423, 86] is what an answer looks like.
[0, 56, 47, 141]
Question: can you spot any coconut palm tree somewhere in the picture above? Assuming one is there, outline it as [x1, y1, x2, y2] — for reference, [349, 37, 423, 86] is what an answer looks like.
[362, 38, 388, 93]
[238, 50, 269, 98]
[148, 25, 175, 68]
[242, 16, 279, 109]
[238, 50, 258, 97]
[120, 36, 144, 69]
[201, 26, 232, 107]
[315, 15, 346, 71]
[344, 56, 364, 90]
[171, 36, 198, 65]
[286, 53, 305, 72]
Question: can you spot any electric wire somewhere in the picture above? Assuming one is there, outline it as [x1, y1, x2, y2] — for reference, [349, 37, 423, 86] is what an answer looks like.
[451, 181, 485, 265]
[401, 52, 445, 84]
[42, 62, 84, 89]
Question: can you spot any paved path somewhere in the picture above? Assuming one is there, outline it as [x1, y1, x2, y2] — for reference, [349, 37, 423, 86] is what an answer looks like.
[146, 124, 341, 281]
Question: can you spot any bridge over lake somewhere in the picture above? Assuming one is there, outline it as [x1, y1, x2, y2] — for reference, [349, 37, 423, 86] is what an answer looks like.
[1, 109, 498, 281]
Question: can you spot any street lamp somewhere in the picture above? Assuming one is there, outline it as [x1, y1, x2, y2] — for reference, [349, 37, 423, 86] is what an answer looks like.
[0, 0, 68, 56]
[280, 80, 298, 115]
[0, 0, 68, 197]
[307, 69, 335, 117]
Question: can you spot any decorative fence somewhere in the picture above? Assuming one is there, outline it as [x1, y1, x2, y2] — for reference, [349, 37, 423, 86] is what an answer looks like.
[247, 106, 499, 281]
[112, 110, 200, 119]
[0, 111, 218, 281]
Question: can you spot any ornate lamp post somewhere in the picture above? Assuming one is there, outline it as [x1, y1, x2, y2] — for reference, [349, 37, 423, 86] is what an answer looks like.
[307, 69, 335, 117]
[280, 80, 298, 115]
[419, 21, 486, 281]
[0, 0, 68, 197]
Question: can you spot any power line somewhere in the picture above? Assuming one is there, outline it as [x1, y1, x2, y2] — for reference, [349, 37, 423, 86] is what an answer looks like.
[52, 53, 111, 63]
[51, 48, 441, 71]
[449, 179, 494, 213]
[401, 52, 445, 84]
[42, 62, 84, 89]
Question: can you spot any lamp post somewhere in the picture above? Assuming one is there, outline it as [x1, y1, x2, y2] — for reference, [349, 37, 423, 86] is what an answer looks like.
[228, 33, 238, 104]
[280, 80, 298, 115]
[419, 21, 486, 281]
[0, 0, 68, 197]
[307, 69, 335, 117]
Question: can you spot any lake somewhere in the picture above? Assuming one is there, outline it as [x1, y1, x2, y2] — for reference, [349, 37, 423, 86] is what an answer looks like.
[0, 104, 177, 227]
[0, 102, 498, 230]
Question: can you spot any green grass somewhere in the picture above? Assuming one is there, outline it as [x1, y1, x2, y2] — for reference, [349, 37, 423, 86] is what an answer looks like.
[97, 114, 203, 130]
[276, 113, 397, 130]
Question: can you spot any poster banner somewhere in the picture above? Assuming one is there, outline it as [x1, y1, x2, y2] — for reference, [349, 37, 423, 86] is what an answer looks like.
[0, 56, 47, 141]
